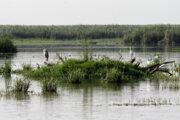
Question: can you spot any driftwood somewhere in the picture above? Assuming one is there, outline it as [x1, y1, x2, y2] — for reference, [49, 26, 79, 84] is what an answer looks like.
[151, 69, 173, 76]
[131, 58, 175, 76]
[143, 61, 175, 71]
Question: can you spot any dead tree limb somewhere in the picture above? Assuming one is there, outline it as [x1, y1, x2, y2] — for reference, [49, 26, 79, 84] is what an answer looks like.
[139, 61, 175, 76]
[151, 69, 173, 76]
[143, 61, 175, 71]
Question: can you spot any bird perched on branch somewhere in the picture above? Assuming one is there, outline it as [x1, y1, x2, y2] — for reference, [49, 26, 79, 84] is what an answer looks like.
[43, 48, 49, 61]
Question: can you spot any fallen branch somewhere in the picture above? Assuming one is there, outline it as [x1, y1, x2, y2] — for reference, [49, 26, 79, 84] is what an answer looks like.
[143, 61, 175, 71]
[139, 61, 175, 76]
[151, 69, 173, 76]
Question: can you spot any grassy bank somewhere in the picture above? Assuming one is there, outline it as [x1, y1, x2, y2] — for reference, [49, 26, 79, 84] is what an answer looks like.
[15, 59, 146, 84]
[13, 38, 121, 44]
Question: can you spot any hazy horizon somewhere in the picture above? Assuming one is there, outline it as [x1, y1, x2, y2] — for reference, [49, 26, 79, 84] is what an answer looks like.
[0, 0, 180, 25]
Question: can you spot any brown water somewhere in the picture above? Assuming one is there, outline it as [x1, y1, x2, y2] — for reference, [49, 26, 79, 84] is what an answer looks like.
[0, 47, 180, 120]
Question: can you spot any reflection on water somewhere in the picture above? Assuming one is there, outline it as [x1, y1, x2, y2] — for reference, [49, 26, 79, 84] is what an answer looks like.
[0, 47, 180, 120]
[1, 75, 180, 120]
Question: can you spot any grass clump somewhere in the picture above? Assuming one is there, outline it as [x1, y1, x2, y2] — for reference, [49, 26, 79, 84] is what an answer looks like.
[0, 37, 17, 53]
[22, 64, 33, 71]
[1, 61, 11, 74]
[66, 69, 85, 83]
[103, 68, 129, 83]
[42, 79, 57, 93]
[13, 78, 30, 92]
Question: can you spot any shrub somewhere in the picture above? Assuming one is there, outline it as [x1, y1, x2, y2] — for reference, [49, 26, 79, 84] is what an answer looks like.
[0, 37, 17, 53]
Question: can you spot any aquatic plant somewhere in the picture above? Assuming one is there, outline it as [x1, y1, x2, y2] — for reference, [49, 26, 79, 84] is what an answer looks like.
[66, 69, 85, 83]
[0, 37, 17, 53]
[109, 96, 180, 107]
[13, 78, 30, 92]
[103, 68, 121, 83]
[1, 61, 11, 74]
[169, 82, 180, 90]
[42, 79, 57, 93]
[174, 63, 180, 73]
[22, 63, 33, 71]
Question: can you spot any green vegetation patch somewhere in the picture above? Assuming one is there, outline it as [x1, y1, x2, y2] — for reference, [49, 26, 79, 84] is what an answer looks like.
[172, 48, 180, 52]
[18, 59, 146, 84]
[0, 37, 17, 53]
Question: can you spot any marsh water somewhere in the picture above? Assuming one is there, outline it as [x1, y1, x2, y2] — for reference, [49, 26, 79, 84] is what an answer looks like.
[0, 45, 180, 120]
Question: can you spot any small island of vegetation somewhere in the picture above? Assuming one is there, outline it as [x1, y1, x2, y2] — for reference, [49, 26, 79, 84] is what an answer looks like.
[12, 52, 174, 86]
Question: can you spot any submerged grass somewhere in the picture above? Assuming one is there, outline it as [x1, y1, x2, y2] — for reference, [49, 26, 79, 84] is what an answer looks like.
[0, 61, 11, 74]
[42, 79, 57, 93]
[13, 78, 30, 93]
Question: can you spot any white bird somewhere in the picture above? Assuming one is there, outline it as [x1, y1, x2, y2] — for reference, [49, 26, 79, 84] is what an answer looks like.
[154, 55, 159, 60]
[154, 55, 160, 63]
[147, 59, 151, 65]
[129, 47, 133, 60]
[43, 48, 49, 61]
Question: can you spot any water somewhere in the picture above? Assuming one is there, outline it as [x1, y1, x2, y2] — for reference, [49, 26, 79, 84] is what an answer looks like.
[0, 46, 180, 120]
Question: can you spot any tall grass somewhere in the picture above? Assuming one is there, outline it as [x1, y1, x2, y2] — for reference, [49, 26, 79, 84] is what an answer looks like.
[13, 78, 30, 92]
[104, 68, 120, 83]
[103, 67, 130, 83]
[82, 39, 93, 61]
[22, 63, 33, 71]
[42, 79, 57, 93]
[66, 69, 85, 83]
[1, 61, 11, 74]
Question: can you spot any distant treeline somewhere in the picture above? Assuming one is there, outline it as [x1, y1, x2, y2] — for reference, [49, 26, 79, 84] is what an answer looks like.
[122, 25, 180, 46]
[0, 25, 180, 46]
[0, 25, 136, 39]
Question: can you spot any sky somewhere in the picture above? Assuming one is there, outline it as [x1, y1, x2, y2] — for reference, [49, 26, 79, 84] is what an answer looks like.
[0, 0, 180, 25]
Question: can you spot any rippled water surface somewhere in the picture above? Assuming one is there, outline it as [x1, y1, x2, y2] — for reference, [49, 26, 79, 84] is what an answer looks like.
[0, 46, 180, 120]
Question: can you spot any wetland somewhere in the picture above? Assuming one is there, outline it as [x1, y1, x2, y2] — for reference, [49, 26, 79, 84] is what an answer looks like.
[0, 44, 180, 120]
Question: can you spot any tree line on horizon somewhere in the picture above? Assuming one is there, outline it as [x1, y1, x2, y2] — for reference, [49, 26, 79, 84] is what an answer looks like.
[0, 24, 180, 46]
